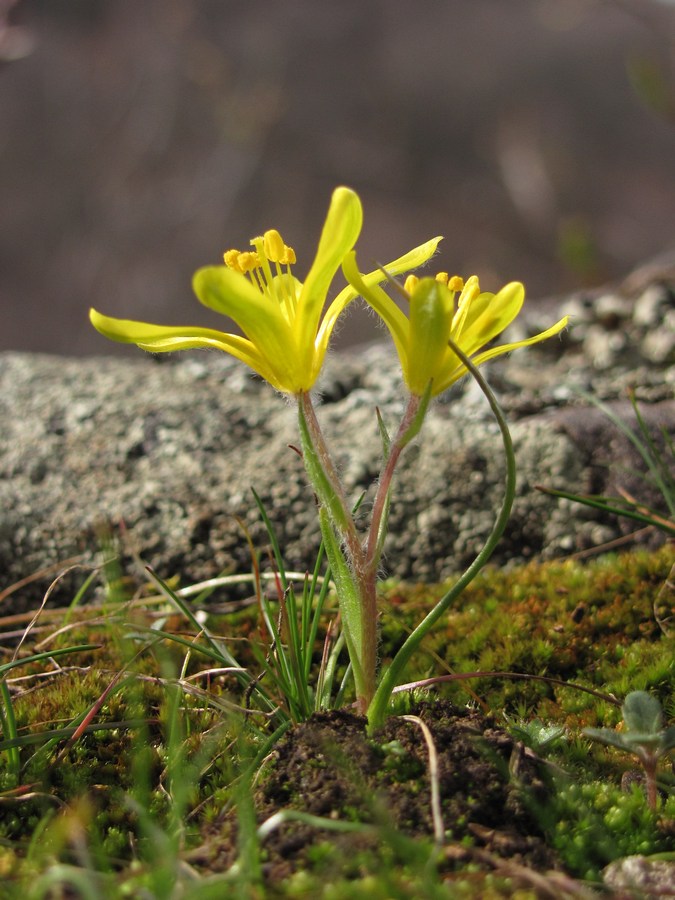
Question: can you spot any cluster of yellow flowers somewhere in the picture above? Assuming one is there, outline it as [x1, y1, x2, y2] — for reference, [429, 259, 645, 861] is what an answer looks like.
[89, 186, 571, 723]
[90, 187, 568, 396]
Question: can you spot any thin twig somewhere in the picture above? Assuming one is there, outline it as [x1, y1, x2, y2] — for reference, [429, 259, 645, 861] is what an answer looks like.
[12, 564, 95, 661]
[0, 556, 85, 605]
[392, 670, 621, 707]
[401, 714, 445, 846]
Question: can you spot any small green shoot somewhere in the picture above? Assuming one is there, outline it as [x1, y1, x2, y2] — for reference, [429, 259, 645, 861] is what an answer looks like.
[583, 690, 675, 810]
[508, 719, 566, 755]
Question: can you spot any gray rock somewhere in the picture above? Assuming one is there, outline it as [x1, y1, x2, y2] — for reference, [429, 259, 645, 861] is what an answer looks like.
[641, 311, 675, 365]
[1, 280, 673, 613]
[594, 293, 633, 328]
[633, 283, 674, 329]
[604, 856, 675, 899]
[582, 324, 628, 370]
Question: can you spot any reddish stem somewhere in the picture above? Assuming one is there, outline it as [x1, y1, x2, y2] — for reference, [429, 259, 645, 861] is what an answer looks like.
[366, 393, 421, 572]
[643, 754, 659, 811]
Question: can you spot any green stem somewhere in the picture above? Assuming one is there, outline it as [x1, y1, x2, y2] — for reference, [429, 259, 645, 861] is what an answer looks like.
[297, 392, 362, 564]
[297, 391, 376, 713]
[367, 339, 517, 731]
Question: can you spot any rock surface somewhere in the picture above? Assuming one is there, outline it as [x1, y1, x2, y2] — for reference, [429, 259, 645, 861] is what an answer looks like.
[1, 268, 673, 609]
[603, 856, 675, 899]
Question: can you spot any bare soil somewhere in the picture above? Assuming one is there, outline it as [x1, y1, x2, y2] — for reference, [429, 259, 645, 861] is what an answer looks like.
[198, 700, 561, 885]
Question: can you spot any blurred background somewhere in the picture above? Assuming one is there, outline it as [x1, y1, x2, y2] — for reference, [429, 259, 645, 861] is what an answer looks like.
[2, 0, 675, 356]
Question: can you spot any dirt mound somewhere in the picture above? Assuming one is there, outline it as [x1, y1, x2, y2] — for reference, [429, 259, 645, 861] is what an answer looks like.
[202, 700, 560, 884]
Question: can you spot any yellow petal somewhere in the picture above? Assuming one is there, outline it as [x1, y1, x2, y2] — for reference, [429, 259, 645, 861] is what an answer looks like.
[377, 236, 443, 278]
[469, 315, 570, 367]
[193, 266, 295, 354]
[433, 314, 570, 394]
[454, 282, 525, 356]
[340, 251, 409, 358]
[295, 187, 363, 371]
[88, 308, 239, 349]
[318, 236, 443, 357]
[89, 308, 298, 391]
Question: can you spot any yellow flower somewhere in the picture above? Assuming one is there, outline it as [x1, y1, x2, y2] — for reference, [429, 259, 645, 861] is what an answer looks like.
[90, 187, 441, 394]
[343, 255, 569, 397]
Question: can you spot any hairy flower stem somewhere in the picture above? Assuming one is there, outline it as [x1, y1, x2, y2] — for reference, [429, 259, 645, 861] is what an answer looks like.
[366, 393, 422, 574]
[297, 392, 361, 564]
[297, 391, 376, 712]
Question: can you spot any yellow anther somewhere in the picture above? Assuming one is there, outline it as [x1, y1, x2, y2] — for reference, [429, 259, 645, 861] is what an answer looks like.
[263, 229, 286, 263]
[404, 274, 419, 295]
[237, 251, 260, 274]
[404, 272, 466, 295]
[223, 248, 242, 270]
[263, 229, 296, 266]
[223, 249, 259, 274]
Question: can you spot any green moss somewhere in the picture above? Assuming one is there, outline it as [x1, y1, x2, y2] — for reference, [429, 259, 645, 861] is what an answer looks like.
[379, 544, 674, 723]
[0, 544, 672, 894]
[543, 780, 675, 879]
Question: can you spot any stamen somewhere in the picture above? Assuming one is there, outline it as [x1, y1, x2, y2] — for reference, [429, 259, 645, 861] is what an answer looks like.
[263, 229, 296, 269]
[224, 230, 297, 312]
[406, 272, 466, 301]
[250, 266, 265, 294]
[263, 229, 286, 263]
[452, 275, 481, 336]
[250, 235, 279, 304]
[459, 275, 480, 307]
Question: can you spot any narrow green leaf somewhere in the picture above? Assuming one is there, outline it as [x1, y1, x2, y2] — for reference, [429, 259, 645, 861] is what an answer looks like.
[0, 680, 20, 775]
[0, 644, 99, 678]
[367, 335, 517, 729]
[535, 486, 675, 537]
[318, 507, 365, 699]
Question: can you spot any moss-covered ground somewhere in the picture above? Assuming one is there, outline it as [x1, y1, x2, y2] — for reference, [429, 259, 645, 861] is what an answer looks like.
[0, 542, 672, 897]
